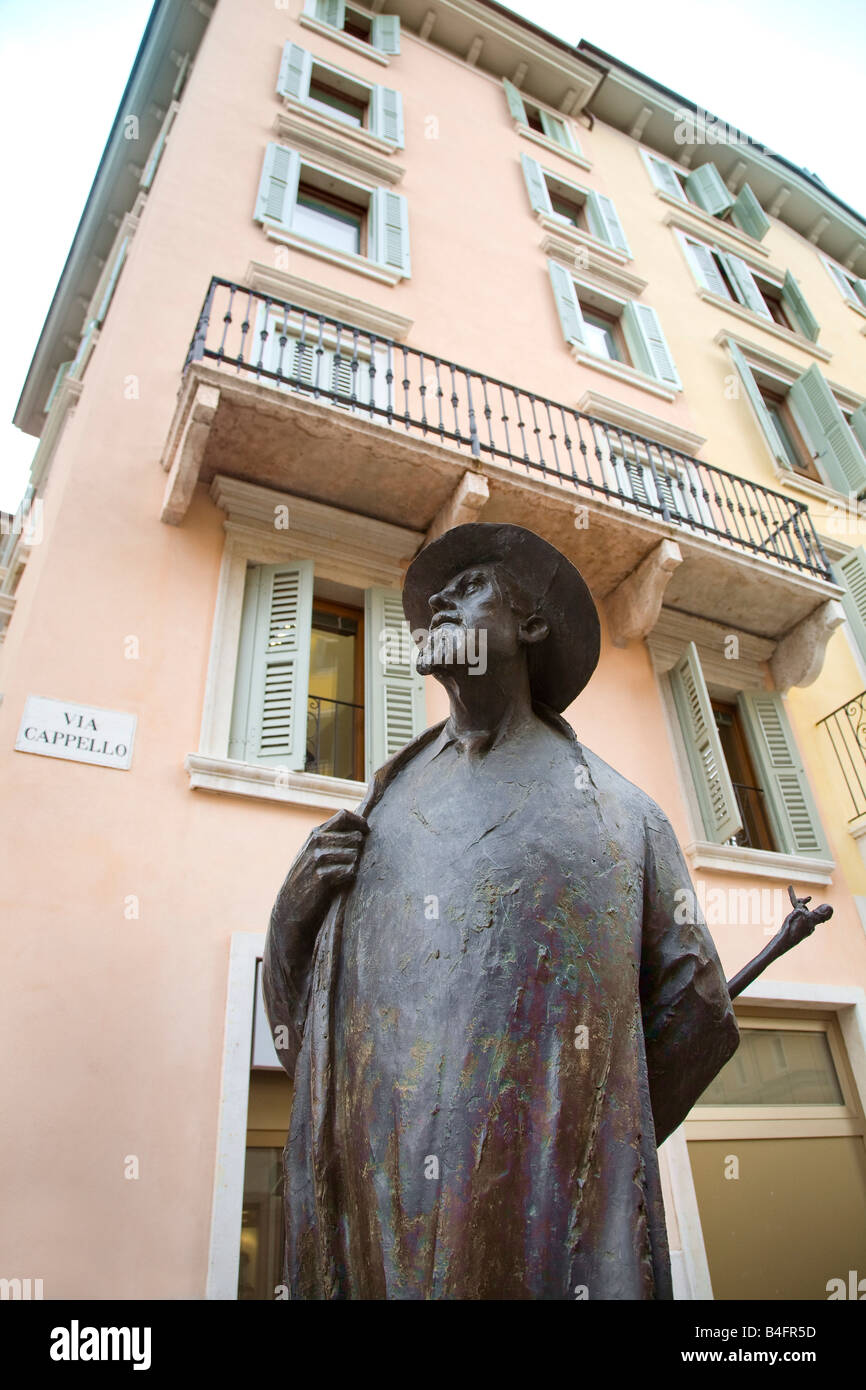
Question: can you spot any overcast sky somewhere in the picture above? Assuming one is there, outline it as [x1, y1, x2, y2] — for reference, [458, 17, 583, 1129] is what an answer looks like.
[1, 0, 863, 512]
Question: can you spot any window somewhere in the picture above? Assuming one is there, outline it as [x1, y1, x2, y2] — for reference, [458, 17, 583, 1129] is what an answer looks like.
[729, 343, 866, 496]
[251, 304, 389, 411]
[227, 563, 426, 781]
[503, 79, 585, 159]
[254, 143, 411, 278]
[642, 151, 770, 242]
[277, 43, 404, 147]
[669, 640, 827, 855]
[681, 235, 819, 340]
[520, 155, 631, 256]
[547, 258, 682, 390]
[822, 254, 866, 311]
[301, 0, 401, 55]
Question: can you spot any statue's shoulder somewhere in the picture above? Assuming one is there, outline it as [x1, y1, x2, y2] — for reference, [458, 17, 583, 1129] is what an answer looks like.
[359, 720, 448, 813]
[574, 739, 673, 829]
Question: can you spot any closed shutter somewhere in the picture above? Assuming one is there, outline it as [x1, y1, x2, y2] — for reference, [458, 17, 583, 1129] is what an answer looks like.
[228, 561, 315, 769]
[547, 259, 586, 347]
[369, 85, 404, 146]
[520, 153, 552, 214]
[738, 693, 827, 856]
[621, 302, 682, 389]
[834, 548, 866, 662]
[789, 365, 866, 496]
[254, 143, 300, 230]
[727, 342, 791, 469]
[277, 42, 313, 101]
[684, 164, 734, 216]
[645, 153, 687, 201]
[503, 78, 527, 124]
[584, 191, 631, 256]
[370, 188, 411, 274]
[670, 642, 742, 843]
[365, 587, 427, 776]
[684, 239, 731, 297]
[730, 183, 770, 240]
[718, 252, 772, 317]
[781, 271, 820, 342]
[539, 110, 580, 152]
[371, 14, 401, 53]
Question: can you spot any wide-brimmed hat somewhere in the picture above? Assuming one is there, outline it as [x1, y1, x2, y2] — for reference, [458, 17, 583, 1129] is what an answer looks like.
[402, 523, 600, 712]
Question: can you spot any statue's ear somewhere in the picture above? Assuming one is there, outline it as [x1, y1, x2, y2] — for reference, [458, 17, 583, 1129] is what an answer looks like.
[519, 613, 549, 646]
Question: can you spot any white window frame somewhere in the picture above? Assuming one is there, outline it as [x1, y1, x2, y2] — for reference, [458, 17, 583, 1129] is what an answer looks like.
[567, 273, 681, 402]
[300, 0, 393, 67]
[279, 48, 402, 154]
[820, 253, 866, 319]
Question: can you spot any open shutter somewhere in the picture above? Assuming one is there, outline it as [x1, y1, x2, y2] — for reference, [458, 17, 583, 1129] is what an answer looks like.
[789, 365, 866, 496]
[718, 252, 771, 318]
[547, 259, 586, 347]
[854, 280, 866, 310]
[229, 561, 314, 769]
[371, 14, 401, 53]
[44, 361, 72, 414]
[645, 154, 687, 201]
[621, 302, 682, 389]
[684, 239, 730, 297]
[727, 342, 791, 469]
[503, 78, 527, 124]
[370, 85, 404, 146]
[849, 405, 866, 455]
[365, 588, 426, 777]
[254, 144, 300, 230]
[834, 548, 866, 661]
[781, 271, 820, 342]
[670, 642, 742, 843]
[684, 164, 733, 216]
[307, 0, 345, 27]
[94, 236, 130, 325]
[738, 692, 827, 856]
[520, 153, 552, 214]
[370, 189, 411, 275]
[539, 111, 580, 153]
[277, 43, 313, 101]
[584, 191, 631, 256]
[730, 183, 770, 240]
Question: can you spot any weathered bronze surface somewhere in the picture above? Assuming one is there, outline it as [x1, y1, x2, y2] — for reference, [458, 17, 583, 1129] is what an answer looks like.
[263, 523, 828, 1300]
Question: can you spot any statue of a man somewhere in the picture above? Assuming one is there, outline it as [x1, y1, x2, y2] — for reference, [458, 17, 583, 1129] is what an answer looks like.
[263, 523, 739, 1299]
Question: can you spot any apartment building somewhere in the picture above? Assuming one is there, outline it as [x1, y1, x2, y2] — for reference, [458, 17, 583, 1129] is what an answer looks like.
[2, 0, 866, 1300]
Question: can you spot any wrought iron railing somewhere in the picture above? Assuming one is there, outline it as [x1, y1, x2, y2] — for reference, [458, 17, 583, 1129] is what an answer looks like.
[306, 694, 363, 781]
[728, 782, 774, 852]
[186, 277, 832, 581]
[817, 692, 866, 819]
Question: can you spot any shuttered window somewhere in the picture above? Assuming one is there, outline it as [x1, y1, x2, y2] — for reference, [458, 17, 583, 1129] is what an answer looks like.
[502, 80, 582, 154]
[670, 642, 742, 844]
[364, 588, 427, 777]
[547, 259, 681, 389]
[822, 256, 866, 309]
[520, 156, 630, 254]
[833, 547, 866, 663]
[683, 237, 819, 339]
[642, 152, 770, 241]
[277, 42, 403, 145]
[302, 0, 401, 53]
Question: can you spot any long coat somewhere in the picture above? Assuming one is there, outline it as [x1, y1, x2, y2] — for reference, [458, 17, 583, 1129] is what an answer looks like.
[263, 706, 739, 1299]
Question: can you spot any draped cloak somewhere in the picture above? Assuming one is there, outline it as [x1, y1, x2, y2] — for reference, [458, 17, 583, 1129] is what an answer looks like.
[263, 708, 739, 1300]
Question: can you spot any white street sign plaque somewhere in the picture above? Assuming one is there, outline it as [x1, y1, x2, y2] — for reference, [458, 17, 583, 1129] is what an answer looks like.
[15, 696, 136, 770]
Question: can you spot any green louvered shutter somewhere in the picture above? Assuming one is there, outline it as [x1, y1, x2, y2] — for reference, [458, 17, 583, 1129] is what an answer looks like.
[727, 342, 791, 469]
[730, 183, 770, 240]
[370, 188, 410, 274]
[685, 164, 733, 216]
[738, 692, 827, 856]
[365, 587, 427, 776]
[781, 271, 820, 342]
[621, 302, 682, 388]
[684, 239, 730, 297]
[254, 144, 300, 230]
[834, 548, 866, 661]
[854, 280, 866, 309]
[584, 191, 632, 256]
[229, 561, 314, 769]
[646, 154, 687, 201]
[44, 361, 72, 414]
[718, 252, 772, 318]
[670, 642, 742, 844]
[306, 0, 345, 28]
[547, 259, 586, 346]
[503, 78, 527, 123]
[520, 153, 552, 214]
[277, 42, 313, 101]
[370, 85, 404, 146]
[539, 110, 580, 152]
[371, 14, 400, 53]
[789, 365, 866, 496]
[849, 406, 866, 454]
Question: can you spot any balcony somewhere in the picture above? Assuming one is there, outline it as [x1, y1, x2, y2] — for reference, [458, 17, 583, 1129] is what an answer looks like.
[818, 692, 866, 820]
[161, 277, 838, 643]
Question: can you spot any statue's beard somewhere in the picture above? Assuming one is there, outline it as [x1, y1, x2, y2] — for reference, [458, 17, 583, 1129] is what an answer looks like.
[415, 621, 488, 677]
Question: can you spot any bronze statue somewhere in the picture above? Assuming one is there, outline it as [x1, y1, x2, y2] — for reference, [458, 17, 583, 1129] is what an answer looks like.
[263, 523, 830, 1299]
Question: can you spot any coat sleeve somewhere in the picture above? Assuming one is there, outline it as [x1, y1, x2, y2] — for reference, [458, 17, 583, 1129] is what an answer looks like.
[639, 804, 739, 1145]
[262, 862, 332, 1082]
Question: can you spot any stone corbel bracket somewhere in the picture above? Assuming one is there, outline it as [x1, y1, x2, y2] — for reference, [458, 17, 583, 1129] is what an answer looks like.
[425, 471, 489, 546]
[605, 539, 683, 648]
[160, 382, 220, 524]
[770, 599, 846, 692]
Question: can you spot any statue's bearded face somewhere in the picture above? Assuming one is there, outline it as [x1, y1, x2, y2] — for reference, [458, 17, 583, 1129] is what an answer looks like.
[415, 562, 547, 678]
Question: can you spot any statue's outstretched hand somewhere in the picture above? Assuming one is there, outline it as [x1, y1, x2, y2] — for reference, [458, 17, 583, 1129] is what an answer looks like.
[273, 808, 369, 936]
[779, 885, 833, 951]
